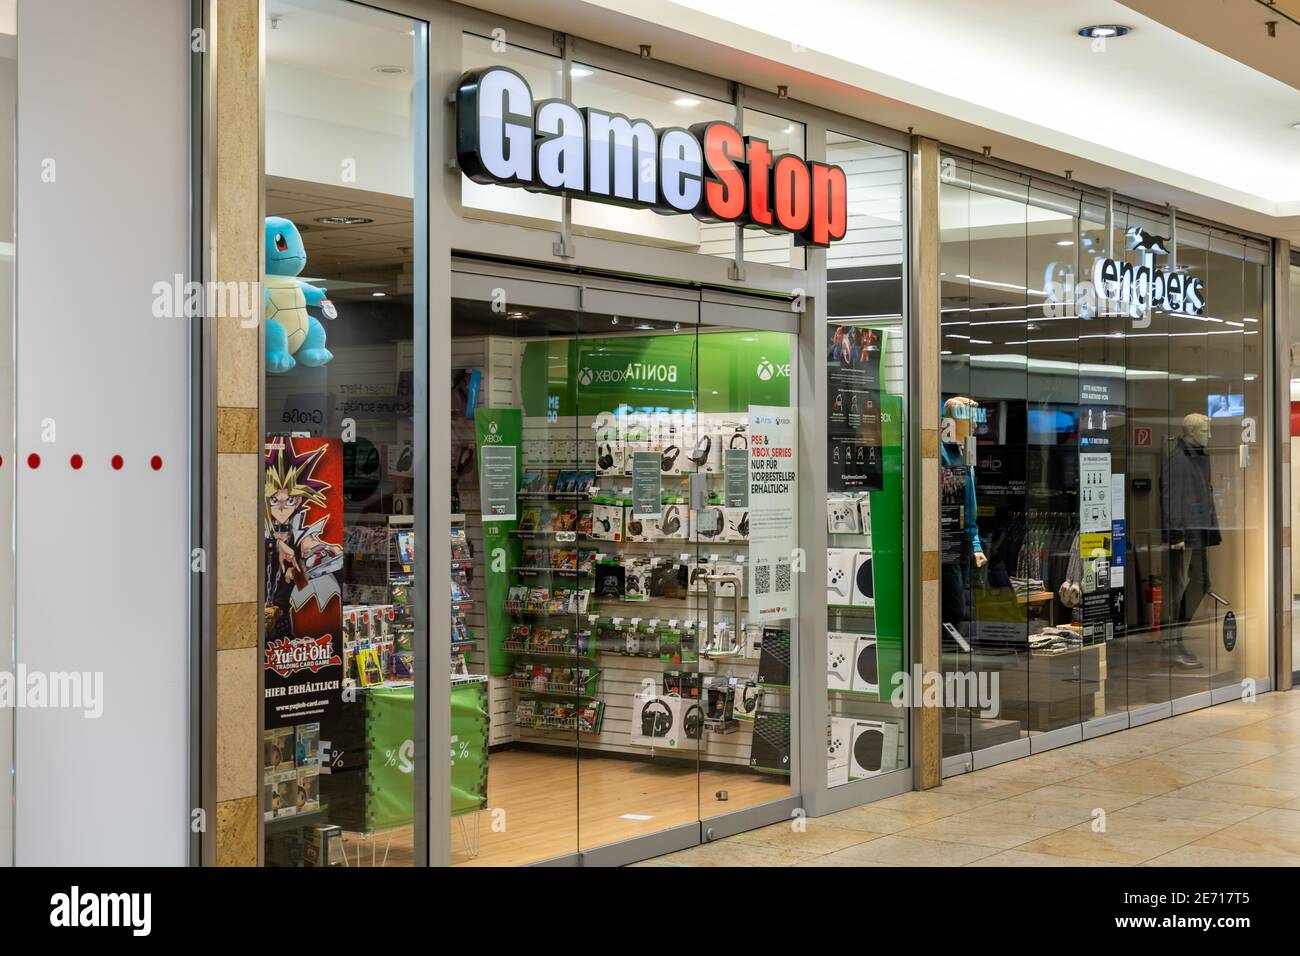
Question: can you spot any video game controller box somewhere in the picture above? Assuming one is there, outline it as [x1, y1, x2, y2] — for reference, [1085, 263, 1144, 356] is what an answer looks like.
[826, 548, 856, 605]
[827, 716, 854, 787]
[826, 496, 861, 535]
[827, 632, 857, 691]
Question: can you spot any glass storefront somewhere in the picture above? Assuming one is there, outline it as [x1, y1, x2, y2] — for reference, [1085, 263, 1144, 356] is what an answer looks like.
[241, 0, 1286, 867]
[260, 0, 427, 866]
[824, 130, 909, 788]
[938, 155, 1272, 768]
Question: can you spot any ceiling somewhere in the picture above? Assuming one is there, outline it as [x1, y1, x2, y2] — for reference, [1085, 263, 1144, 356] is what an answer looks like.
[266, 176, 413, 298]
[266, 0, 415, 91]
[463, 0, 1300, 244]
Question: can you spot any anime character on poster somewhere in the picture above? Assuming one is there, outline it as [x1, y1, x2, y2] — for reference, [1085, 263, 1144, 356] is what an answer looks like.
[264, 437, 345, 640]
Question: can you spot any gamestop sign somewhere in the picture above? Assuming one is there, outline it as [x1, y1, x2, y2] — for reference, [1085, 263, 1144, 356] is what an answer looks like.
[457, 66, 849, 247]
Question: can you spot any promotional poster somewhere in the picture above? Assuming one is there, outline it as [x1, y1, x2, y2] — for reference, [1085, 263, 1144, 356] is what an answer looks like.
[826, 324, 883, 491]
[263, 435, 346, 729]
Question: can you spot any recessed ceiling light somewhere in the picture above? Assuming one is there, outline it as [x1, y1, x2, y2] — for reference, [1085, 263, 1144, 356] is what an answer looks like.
[373, 64, 408, 75]
[1078, 24, 1131, 39]
[636, 323, 655, 330]
[1245, 374, 1257, 381]
[1056, 240, 1075, 246]
[371, 291, 386, 297]
[315, 215, 373, 226]
[673, 97, 701, 108]
[507, 311, 529, 320]
[1181, 376, 1197, 382]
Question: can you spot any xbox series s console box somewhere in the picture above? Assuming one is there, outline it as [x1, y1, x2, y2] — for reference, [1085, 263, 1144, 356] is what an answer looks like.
[852, 635, 880, 696]
[827, 632, 857, 691]
[849, 719, 899, 779]
[827, 716, 854, 787]
[850, 549, 875, 607]
[826, 548, 856, 605]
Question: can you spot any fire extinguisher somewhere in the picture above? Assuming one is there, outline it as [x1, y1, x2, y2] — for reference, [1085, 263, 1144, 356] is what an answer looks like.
[1145, 576, 1162, 637]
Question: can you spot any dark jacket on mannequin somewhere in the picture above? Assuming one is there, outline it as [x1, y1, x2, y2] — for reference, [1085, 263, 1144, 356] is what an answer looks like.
[1161, 437, 1221, 550]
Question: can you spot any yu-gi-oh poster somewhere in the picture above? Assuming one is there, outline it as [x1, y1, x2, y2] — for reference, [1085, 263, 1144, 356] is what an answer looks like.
[263, 436, 345, 728]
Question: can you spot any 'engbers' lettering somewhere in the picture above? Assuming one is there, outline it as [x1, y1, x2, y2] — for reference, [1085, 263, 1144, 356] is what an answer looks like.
[456, 66, 848, 247]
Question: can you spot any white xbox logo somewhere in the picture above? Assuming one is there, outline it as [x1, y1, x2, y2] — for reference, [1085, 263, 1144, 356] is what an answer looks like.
[488, 422, 498, 434]
[756, 358, 776, 381]
[577, 367, 594, 386]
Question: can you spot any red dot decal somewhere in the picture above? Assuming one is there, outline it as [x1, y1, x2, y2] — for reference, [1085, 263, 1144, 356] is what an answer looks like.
[151, 455, 163, 471]
[27, 453, 39, 469]
[111, 455, 123, 471]
[70, 454, 83, 470]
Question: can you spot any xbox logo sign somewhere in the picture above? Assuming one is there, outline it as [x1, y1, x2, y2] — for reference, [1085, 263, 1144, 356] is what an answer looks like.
[489, 422, 498, 434]
[577, 367, 594, 386]
[756, 358, 776, 381]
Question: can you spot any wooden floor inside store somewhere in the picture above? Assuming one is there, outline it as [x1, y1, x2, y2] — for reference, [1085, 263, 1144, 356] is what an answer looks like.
[335, 749, 788, 867]
[451, 749, 789, 867]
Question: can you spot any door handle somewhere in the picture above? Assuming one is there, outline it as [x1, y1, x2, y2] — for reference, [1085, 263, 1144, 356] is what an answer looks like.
[704, 573, 742, 653]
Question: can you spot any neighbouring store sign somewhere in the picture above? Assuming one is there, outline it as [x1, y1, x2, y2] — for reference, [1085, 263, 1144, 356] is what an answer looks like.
[456, 66, 849, 247]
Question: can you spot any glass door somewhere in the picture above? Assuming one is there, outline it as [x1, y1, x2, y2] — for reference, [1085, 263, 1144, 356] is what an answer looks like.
[694, 320, 799, 822]
[449, 284, 582, 867]
[573, 290, 706, 856]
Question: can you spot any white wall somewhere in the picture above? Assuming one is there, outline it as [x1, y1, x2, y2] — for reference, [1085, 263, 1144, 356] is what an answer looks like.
[15, 0, 190, 865]
[0, 29, 14, 866]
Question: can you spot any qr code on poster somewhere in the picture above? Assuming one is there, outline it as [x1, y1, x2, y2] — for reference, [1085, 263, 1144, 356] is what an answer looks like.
[774, 561, 791, 595]
[754, 562, 770, 595]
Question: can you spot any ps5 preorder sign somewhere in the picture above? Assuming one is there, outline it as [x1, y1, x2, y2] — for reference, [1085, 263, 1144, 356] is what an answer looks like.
[456, 66, 849, 247]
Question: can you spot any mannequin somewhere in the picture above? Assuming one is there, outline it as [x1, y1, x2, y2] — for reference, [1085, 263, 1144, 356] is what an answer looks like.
[1161, 412, 1219, 669]
[941, 397, 986, 630]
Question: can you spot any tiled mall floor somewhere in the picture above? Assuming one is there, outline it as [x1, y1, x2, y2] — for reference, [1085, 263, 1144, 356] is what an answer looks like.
[637, 691, 1300, 867]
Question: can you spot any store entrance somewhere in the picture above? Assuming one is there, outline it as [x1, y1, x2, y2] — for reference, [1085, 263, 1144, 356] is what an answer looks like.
[447, 264, 799, 866]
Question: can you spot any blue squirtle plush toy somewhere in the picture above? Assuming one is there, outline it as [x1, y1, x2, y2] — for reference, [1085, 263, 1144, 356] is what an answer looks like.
[264, 216, 337, 373]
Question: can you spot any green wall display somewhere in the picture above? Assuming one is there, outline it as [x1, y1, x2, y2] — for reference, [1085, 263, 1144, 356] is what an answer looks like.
[870, 365, 906, 693]
[519, 330, 792, 417]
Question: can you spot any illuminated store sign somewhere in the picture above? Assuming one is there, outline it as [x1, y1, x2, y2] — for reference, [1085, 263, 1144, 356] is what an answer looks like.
[1092, 226, 1205, 317]
[456, 66, 849, 247]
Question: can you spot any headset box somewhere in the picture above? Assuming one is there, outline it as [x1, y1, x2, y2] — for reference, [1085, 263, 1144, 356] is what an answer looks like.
[630, 692, 684, 749]
[624, 509, 657, 543]
[723, 507, 749, 542]
[692, 504, 727, 542]
[594, 437, 625, 476]
[655, 503, 689, 541]
[589, 502, 623, 542]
